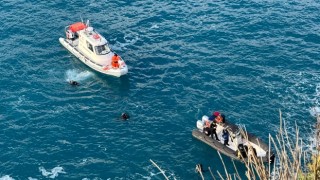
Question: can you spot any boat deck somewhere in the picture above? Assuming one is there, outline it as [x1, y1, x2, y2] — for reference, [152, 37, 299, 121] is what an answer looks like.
[192, 129, 239, 160]
[192, 128, 272, 163]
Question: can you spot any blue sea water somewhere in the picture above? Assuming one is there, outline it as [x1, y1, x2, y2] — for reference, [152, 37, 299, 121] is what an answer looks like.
[0, 0, 320, 179]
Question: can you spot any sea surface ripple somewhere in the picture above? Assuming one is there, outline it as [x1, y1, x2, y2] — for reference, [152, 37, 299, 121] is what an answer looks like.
[0, 0, 320, 179]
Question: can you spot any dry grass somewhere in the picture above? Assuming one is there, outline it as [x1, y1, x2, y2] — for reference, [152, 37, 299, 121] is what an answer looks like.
[152, 110, 320, 180]
[206, 110, 319, 180]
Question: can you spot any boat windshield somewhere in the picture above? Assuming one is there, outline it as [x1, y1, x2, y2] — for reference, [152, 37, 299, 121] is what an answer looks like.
[95, 44, 111, 55]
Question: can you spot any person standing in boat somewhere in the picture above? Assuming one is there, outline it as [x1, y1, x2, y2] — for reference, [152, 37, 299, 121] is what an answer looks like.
[203, 118, 219, 141]
[222, 129, 229, 146]
[209, 122, 220, 141]
[111, 53, 120, 68]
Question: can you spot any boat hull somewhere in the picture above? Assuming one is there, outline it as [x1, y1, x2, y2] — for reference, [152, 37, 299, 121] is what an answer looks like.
[59, 38, 128, 77]
[192, 129, 240, 159]
[192, 123, 274, 163]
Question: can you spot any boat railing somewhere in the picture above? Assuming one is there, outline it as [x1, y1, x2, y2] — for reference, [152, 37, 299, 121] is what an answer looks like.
[64, 36, 126, 71]
[70, 44, 104, 68]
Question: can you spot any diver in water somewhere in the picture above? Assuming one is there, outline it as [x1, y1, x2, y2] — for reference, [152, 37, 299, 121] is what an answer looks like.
[69, 80, 79, 86]
[121, 113, 130, 120]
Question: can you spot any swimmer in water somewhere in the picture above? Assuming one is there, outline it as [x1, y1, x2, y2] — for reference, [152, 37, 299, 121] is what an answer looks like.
[121, 113, 130, 120]
[69, 80, 79, 86]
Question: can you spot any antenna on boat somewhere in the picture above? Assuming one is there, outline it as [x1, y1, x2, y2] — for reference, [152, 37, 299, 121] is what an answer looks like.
[80, 15, 84, 23]
[86, 20, 90, 27]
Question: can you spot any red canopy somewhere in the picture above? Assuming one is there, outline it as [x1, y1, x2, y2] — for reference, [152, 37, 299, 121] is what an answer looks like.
[69, 22, 86, 32]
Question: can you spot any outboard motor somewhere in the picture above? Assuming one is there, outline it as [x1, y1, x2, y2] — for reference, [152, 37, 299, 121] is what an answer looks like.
[66, 30, 75, 40]
[197, 115, 208, 130]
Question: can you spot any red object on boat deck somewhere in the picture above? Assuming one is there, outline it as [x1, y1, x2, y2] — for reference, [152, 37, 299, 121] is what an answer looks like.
[111, 54, 120, 68]
[69, 22, 86, 32]
[112, 55, 120, 61]
[112, 61, 119, 68]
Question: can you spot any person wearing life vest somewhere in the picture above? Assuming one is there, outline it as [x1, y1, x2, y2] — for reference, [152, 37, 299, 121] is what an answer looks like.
[209, 111, 225, 123]
[111, 53, 120, 68]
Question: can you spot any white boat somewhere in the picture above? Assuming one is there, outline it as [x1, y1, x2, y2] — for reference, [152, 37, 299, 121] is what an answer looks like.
[59, 21, 128, 77]
[192, 115, 275, 163]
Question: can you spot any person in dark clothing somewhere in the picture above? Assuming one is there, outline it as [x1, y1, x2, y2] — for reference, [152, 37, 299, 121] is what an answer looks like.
[209, 111, 226, 123]
[209, 122, 220, 141]
[222, 129, 229, 146]
[121, 113, 130, 120]
[69, 80, 79, 86]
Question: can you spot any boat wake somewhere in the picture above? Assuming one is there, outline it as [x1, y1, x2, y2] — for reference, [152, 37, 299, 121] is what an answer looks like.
[65, 69, 93, 83]
[112, 33, 139, 51]
[310, 84, 320, 117]
[0, 175, 14, 180]
[310, 106, 320, 118]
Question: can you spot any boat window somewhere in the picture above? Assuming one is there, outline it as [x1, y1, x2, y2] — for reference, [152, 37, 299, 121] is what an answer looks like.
[95, 44, 111, 55]
[86, 41, 93, 52]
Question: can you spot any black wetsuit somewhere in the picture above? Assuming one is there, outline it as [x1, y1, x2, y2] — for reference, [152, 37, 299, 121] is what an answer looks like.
[121, 113, 129, 120]
[209, 122, 219, 141]
[70, 80, 79, 86]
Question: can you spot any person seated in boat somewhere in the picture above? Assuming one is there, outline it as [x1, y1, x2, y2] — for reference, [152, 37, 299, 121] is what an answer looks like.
[111, 53, 120, 68]
[209, 111, 225, 123]
[215, 112, 225, 123]
[203, 118, 212, 136]
[222, 129, 229, 146]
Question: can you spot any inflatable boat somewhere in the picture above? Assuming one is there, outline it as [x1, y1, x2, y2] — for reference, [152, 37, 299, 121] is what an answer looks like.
[192, 115, 275, 163]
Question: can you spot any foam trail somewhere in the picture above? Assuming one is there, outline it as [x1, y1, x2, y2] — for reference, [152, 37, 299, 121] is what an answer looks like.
[310, 84, 320, 117]
[0, 175, 15, 180]
[65, 69, 93, 82]
[112, 33, 139, 51]
[39, 166, 66, 179]
[151, 24, 159, 29]
[310, 106, 320, 117]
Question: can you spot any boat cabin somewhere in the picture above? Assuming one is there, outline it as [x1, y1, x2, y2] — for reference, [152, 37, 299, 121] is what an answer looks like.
[78, 27, 111, 57]
[65, 22, 113, 64]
